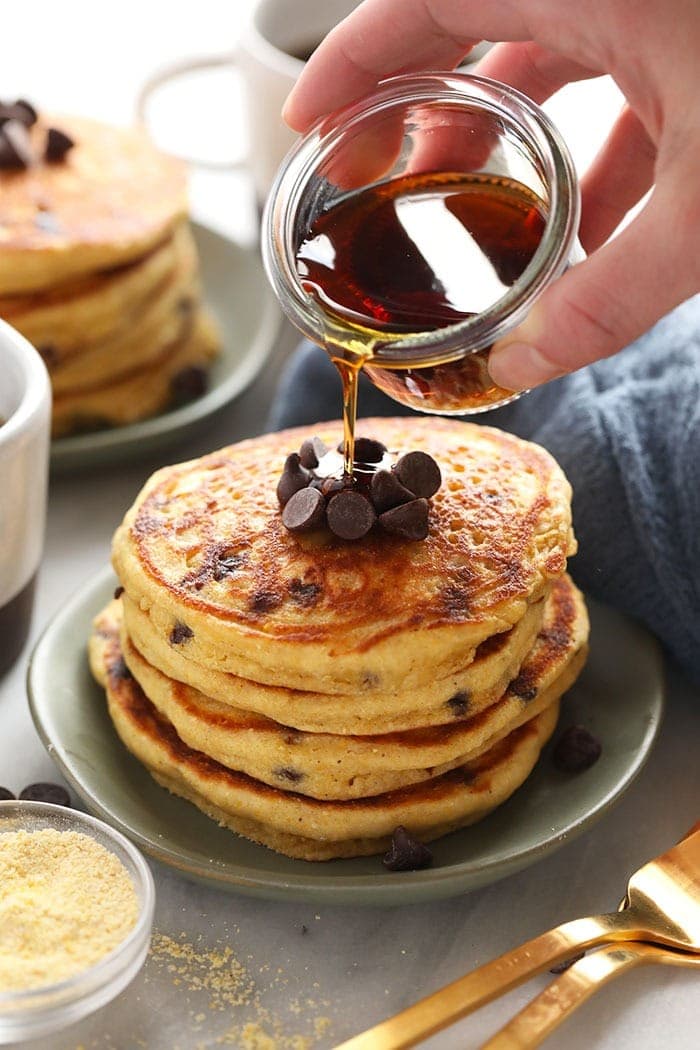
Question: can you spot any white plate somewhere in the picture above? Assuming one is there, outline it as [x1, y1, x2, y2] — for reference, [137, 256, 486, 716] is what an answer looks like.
[50, 222, 280, 472]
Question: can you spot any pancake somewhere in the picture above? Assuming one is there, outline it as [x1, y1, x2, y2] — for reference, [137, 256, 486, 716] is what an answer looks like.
[0, 115, 187, 294]
[92, 617, 561, 859]
[120, 587, 547, 734]
[112, 418, 576, 695]
[0, 221, 195, 361]
[49, 272, 201, 395]
[51, 309, 219, 438]
[90, 574, 587, 800]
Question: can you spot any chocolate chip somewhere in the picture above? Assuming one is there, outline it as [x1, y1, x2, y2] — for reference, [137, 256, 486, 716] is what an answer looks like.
[553, 726, 602, 773]
[319, 477, 344, 498]
[19, 783, 71, 807]
[114, 585, 125, 600]
[447, 691, 469, 717]
[0, 99, 37, 127]
[0, 787, 16, 801]
[170, 622, 194, 644]
[0, 119, 33, 169]
[509, 675, 538, 702]
[45, 126, 75, 163]
[288, 579, 321, 606]
[213, 553, 246, 580]
[326, 489, 376, 540]
[13, 99, 37, 127]
[353, 437, 386, 464]
[550, 952, 586, 974]
[276, 453, 309, 506]
[274, 767, 304, 783]
[394, 451, 442, 498]
[112, 656, 133, 681]
[379, 498, 429, 540]
[249, 590, 282, 613]
[171, 366, 208, 405]
[299, 435, 328, 469]
[299, 438, 320, 469]
[382, 826, 433, 872]
[370, 470, 414, 514]
[282, 487, 326, 532]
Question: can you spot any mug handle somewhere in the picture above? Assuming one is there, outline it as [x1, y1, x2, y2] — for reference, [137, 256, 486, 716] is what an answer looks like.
[136, 53, 247, 172]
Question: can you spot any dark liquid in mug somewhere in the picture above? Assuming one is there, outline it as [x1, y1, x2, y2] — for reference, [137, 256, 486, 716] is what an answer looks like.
[0, 573, 36, 677]
[295, 171, 546, 470]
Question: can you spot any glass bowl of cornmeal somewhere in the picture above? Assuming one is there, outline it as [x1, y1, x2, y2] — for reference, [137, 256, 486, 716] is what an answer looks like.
[0, 800, 155, 1044]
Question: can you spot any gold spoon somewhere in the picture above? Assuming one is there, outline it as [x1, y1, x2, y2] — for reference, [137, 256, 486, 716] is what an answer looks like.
[480, 941, 700, 1049]
[334, 824, 700, 1050]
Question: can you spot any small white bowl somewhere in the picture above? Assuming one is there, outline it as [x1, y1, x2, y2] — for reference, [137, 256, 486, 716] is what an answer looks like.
[0, 801, 155, 1044]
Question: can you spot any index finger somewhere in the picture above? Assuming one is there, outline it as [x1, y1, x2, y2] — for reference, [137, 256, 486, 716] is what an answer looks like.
[283, 0, 533, 131]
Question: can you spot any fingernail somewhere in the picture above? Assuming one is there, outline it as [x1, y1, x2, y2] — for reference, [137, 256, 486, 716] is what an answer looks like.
[488, 342, 565, 391]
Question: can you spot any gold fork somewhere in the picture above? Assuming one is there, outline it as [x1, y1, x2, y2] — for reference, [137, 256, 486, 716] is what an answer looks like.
[480, 941, 700, 1049]
[334, 824, 700, 1050]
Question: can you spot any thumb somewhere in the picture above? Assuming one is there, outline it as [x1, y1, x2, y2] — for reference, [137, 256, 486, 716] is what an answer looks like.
[487, 187, 698, 390]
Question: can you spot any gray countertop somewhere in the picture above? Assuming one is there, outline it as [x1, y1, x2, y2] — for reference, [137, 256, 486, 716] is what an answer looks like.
[2, 315, 699, 1050]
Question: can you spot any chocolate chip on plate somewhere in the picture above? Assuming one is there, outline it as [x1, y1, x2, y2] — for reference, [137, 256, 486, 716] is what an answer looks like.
[326, 489, 376, 540]
[282, 487, 326, 532]
[552, 726, 602, 773]
[369, 470, 414, 514]
[379, 498, 429, 540]
[383, 826, 433, 872]
[45, 126, 75, 163]
[0, 787, 16, 801]
[352, 437, 386, 464]
[19, 783, 71, 807]
[171, 365, 208, 405]
[0, 119, 33, 170]
[394, 451, 442, 499]
[276, 452, 309, 506]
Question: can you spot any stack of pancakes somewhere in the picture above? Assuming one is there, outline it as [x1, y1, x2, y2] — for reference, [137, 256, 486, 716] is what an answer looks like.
[90, 417, 589, 861]
[0, 115, 219, 437]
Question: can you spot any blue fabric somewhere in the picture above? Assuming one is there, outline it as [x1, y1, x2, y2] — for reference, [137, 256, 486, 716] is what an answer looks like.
[267, 296, 700, 684]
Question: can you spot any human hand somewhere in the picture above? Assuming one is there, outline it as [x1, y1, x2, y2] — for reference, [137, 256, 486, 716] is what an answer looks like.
[283, 0, 700, 391]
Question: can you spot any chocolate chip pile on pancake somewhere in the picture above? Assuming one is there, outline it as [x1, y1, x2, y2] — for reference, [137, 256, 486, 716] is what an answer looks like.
[94, 417, 589, 861]
[0, 110, 220, 437]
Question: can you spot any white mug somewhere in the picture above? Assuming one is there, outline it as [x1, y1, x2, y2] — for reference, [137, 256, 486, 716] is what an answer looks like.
[0, 321, 51, 677]
[137, 0, 361, 205]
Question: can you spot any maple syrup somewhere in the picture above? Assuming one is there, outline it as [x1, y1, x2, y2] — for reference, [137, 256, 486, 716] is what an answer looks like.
[295, 171, 547, 473]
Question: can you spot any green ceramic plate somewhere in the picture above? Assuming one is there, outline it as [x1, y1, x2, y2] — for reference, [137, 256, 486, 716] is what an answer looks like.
[50, 223, 281, 472]
[28, 568, 664, 905]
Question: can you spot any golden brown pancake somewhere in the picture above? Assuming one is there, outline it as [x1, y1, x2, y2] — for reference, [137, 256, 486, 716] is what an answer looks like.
[112, 418, 576, 695]
[92, 617, 561, 860]
[120, 589, 547, 734]
[90, 574, 586, 800]
[0, 115, 187, 294]
[1, 221, 196, 364]
[51, 309, 219, 438]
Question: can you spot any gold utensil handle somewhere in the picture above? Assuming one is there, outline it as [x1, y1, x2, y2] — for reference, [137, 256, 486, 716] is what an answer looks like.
[479, 941, 700, 1050]
[334, 911, 635, 1050]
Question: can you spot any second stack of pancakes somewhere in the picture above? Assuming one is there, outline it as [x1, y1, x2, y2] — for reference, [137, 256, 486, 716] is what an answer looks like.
[0, 113, 219, 437]
[92, 417, 589, 860]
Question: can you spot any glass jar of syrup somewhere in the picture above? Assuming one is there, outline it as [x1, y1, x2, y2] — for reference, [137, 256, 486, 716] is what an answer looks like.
[263, 72, 581, 468]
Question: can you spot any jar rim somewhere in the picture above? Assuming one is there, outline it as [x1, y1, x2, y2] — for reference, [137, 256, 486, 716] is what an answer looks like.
[262, 71, 580, 365]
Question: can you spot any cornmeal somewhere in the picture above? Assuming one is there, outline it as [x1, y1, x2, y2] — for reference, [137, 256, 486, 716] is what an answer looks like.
[0, 828, 139, 992]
